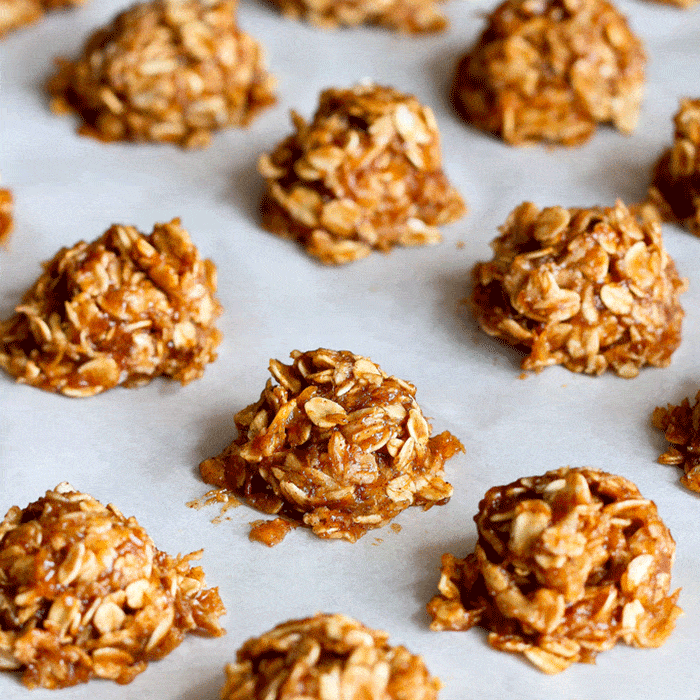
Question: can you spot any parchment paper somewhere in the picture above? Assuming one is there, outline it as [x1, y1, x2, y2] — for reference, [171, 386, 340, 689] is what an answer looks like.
[1, 0, 700, 697]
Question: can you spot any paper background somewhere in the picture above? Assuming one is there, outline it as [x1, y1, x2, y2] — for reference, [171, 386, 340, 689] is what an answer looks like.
[2, 0, 700, 697]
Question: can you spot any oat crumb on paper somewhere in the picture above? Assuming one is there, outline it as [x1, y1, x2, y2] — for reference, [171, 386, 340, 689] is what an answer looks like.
[258, 82, 466, 265]
[248, 518, 298, 546]
[187, 488, 241, 525]
[472, 200, 687, 378]
[199, 348, 464, 542]
[452, 0, 646, 146]
[0, 0, 84, 38]
[427, 467, 682, 674]
[652, 390, 700, 493]
[649, 98, 700, 235]
[221, 613, 441, 700]
[0, 218, 222, 396]
[0, 188, 13, 245]
[269, 0, 449, 33]
[47, 0, 276, 148]
[0, 483, 226, 689]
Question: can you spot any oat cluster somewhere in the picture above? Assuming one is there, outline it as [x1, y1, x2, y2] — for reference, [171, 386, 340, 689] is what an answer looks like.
[258, 82, 466, 264]
[649, 98, 700, 235]
[452, 0, 646, 146]
[221, 613, 441, 700]
[269, 0, 448, 33]
[0, 0, 84, 38]
[653, 390, 700, 493]
[199, 348, 463, 542]
[427, 467, 681, 674]
[0, 218, 222, 397]
[472, 200, 687, 378]
[0, 483, 226, 689]
[47, 0, 276, 148]
[0, 188, 13, 245]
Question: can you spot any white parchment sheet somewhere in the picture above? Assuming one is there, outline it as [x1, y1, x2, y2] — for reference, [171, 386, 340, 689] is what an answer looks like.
[1, 0, 700, 697]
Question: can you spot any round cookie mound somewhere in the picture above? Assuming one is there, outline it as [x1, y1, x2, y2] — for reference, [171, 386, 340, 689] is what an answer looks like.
[221, 613, 441, 700]
[268, 0, 448, 33]
[452, 0, 646, 146]
[0, 219, 222, 396]
[47, 0, 276, 148]
[649, 98, 700, 236]
[258, 82, 466, 265]
[0, 0, 85, 39]
[472, 200, 687, 377]
[0, 483, 225, 689]
[428, 467, 682, 674]
[199, 348, 464, 542]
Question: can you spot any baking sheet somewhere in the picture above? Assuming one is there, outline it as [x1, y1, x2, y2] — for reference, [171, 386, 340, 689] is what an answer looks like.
[2, 0, 700, 697]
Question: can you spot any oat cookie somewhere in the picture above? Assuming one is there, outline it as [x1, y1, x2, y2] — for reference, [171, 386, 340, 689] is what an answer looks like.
[269, 0, 448, 33]
[258, 82, 466, 264]
[452, 0, 646, 146]
[649, 98, 700, 235]
[427, 467, 681, 674]
[0, 0, 84, 38]
[472, 200, 687, 378]
[221, 613, 440, 700]
[199, 348, 463, 542]
[0, 188, 12, 245]
[0, 218, 222, 396]
[653, 390, 700, 493]
[0, 483, 225, 689]
[47, 0, 276, 148]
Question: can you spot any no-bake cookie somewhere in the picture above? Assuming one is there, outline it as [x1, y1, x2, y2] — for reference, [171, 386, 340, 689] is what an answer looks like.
[0, 0, 84, 39]
[268, 0, 448, 33]
[0, 219, 222, 396]
[199, 348, 463, 542]
[652, 390, 700, 493]
[221, 613, 440, 700]
[472, 200, 687, 377]
[428, 467, 681, 674]
[258, 82, 466, 264]
[649, 98, 700, 235]
[0, 483, 225, 689]
[0, 188, 13, 245]
[47, 0, 276, 148]
[452, 0, 646, 146]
